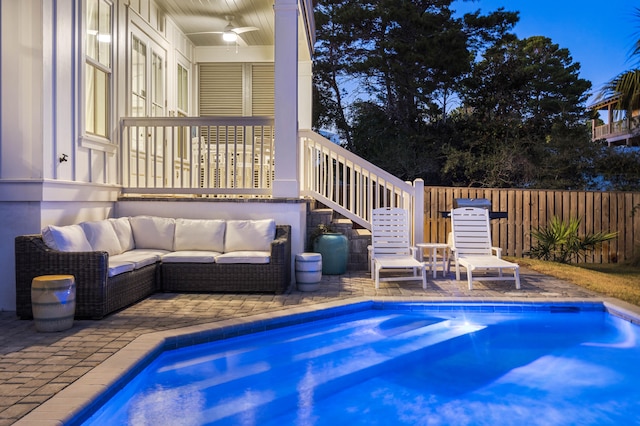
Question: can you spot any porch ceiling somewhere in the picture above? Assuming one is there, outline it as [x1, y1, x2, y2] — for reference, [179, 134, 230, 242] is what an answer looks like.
[155, 0, 274, 46]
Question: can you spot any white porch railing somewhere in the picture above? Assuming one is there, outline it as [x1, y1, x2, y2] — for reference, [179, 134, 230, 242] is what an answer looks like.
[593, 119, 630, 140]
[120, 116, 274, 196]
[300, 130, 424, 244]
[119, 118, 424, 243]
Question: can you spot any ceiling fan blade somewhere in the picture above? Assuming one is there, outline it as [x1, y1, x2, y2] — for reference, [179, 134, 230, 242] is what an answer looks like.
[185, 31, 223, 35]
[232, 26, 259, 34]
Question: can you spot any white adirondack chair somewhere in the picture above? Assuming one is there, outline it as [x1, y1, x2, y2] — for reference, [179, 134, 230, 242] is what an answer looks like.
[371, 207, 427, 289]
[450, 207, 521, 290]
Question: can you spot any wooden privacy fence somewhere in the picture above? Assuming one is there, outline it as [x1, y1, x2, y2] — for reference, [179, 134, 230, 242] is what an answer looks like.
[424, 187, 640, 263]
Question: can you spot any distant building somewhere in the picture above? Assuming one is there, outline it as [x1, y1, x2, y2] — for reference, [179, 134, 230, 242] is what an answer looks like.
[590, 96, 640, 146]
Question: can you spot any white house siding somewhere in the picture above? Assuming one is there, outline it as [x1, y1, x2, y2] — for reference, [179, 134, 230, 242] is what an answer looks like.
[0, 0, 314, 312]
[0, 0, 196, 311]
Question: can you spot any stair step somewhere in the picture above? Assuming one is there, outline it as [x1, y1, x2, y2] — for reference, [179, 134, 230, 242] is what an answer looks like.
[197, 316, 484, 424]
[352, 228, 371, 239]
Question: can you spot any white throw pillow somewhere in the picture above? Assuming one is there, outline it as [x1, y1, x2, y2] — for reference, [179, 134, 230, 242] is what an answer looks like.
[174, 218, 226, 252]
[109, 217, 135, 252]
[224, 219, 276, 252]
[129, 216, 175, 250]
[42, 224, 93, 252]
[80, 220, 123, 256]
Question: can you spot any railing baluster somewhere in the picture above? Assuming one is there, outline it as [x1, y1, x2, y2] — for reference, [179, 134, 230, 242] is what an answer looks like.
[299, 130, 417, 234]
[120, 116, 274, 196]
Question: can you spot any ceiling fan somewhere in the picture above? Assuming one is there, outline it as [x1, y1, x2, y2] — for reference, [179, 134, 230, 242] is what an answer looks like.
[187, 16, 259, 44]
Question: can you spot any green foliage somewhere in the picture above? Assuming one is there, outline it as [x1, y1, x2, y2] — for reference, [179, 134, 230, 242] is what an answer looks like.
[310, 223, 336, 241]
[593, 147, 640, 191]
[313, 1, 611, 190]
[528, 217, 618, 263]
[447, 35, 594, 188]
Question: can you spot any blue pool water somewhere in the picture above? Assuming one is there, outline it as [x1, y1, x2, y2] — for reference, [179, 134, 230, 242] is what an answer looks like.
[81, 303, 640, 425]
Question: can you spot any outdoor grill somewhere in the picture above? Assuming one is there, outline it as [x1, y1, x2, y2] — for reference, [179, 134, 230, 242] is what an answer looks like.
[441, 198, 507, 219]
[453, 198, 492, 210]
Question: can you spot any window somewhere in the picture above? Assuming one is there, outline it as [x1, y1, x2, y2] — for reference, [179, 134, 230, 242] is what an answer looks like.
[131, 36, 147, 117]
[85, 0, 112, 139]
[176, 63, 189, 158]
[151, 51, 164, 116]
[177, 63, 189, 115]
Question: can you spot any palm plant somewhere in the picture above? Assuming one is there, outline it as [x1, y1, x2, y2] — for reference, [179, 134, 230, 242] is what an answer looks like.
[528, 217, 617, 263]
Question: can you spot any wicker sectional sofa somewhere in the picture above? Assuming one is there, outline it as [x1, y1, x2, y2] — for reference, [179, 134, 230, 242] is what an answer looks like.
[15, 216, 291, 319]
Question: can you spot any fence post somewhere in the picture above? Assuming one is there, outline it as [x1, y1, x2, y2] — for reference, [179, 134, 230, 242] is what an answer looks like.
[413, 178, 424, 245]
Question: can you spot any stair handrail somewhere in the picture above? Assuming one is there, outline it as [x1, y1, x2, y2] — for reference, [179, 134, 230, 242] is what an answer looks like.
[299, 130, 424, 244]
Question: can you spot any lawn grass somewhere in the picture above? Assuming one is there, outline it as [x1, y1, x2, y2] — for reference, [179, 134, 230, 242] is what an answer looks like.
[512, 257, 640, 307]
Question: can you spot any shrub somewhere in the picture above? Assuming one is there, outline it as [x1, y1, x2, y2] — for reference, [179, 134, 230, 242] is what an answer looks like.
[528, 216, 617, 263]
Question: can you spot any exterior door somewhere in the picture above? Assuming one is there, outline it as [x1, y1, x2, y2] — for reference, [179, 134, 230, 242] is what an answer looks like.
[129, 27, 166, 187]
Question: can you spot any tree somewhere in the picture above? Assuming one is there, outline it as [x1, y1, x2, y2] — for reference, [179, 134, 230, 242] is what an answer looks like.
[313, 0, 518, 180]
[312, 0, 359, 144]
[594, 147, 640, 191]
[313, 2, 601, 190]
[445, 36, 595, 188]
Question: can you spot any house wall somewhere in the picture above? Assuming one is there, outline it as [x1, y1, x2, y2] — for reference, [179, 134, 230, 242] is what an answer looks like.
[0, 0, 200, 311]
[0, 2, 131, 310]
[0, 0, 314, 312]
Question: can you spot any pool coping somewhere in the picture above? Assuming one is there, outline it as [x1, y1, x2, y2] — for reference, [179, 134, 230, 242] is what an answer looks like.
[14, 295, 640, 425]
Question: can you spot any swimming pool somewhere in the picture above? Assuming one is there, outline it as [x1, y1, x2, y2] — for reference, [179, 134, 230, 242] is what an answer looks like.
[80, 302, 640, 425]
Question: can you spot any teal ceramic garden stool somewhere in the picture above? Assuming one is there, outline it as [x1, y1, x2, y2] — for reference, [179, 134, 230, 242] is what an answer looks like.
[313, 233, 348, 275]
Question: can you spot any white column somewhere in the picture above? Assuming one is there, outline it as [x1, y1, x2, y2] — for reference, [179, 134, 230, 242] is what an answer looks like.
[272, 0, 300, 198]
[298, 60, 313, 130]
[413, 178, 424, 245]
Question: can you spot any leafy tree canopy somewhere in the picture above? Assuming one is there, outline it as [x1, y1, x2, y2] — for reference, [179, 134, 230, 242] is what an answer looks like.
[313, 0, 638, 190]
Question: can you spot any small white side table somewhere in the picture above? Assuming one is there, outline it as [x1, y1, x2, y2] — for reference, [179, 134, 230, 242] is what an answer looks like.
[31, 275, 76, 332]
[295, 252, 322, 292]
[416, 243, 450, 278]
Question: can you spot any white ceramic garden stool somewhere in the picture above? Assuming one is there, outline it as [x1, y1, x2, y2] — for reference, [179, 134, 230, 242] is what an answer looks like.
[295, 253, 322, 292]
[31, 275, 76, 332]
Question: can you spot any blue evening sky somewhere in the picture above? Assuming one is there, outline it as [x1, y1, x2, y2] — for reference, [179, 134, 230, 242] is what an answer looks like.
[454, 0, 638, 104]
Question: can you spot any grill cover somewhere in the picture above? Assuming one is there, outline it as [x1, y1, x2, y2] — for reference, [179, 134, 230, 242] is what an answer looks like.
[453, 198, 492, 210]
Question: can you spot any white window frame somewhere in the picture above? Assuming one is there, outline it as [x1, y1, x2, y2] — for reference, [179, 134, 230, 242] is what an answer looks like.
[176, 61, 189, 117]
[79, 0, 117, 153]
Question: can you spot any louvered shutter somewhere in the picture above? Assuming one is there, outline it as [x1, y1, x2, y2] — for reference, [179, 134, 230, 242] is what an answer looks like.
[198, 63, 243, 116]
[251, 64, 274, 116]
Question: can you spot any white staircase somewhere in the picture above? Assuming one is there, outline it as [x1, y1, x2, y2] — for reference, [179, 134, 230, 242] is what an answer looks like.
[300, 130, 424, 270]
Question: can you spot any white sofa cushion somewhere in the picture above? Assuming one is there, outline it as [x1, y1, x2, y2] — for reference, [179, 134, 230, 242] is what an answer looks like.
[224, 219, 276, 252]
[42, 224, 93, 252]
[110, 217, 135, 252]
[162, 250, 220, 263]
[110, 249, 167, 269]
[107, 260, 135, 277]
[215, 251, 271, 264]
[174, 219, 225, 252]
[80, 220, 122, 256]
[129, 216, 175, 251]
